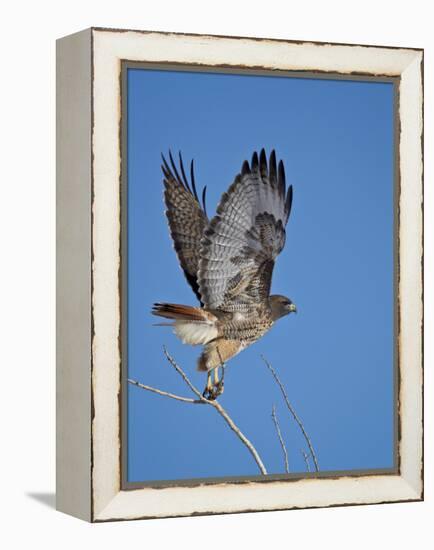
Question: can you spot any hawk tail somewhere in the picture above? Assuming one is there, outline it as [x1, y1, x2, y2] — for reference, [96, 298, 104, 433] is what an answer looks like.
[152, 303, 208, 322]
[151, 303, 218, 346]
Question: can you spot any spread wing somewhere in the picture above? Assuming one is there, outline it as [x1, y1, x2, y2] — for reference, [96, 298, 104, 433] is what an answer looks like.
[198, 149, 293, 315]
[161, 152, 208, 304]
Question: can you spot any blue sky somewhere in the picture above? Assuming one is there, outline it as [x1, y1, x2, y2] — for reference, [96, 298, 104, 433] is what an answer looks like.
[126, 67, 395, 483]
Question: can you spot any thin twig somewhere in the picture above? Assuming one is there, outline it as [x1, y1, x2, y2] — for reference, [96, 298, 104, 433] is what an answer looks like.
[163, 346, 203, 399]
[261, 355, 319, 472]
[128, 378, 203, 404]
[271, 404, 289, 473]
[130, 348, 268, 475]
[301, 450, 311, 473]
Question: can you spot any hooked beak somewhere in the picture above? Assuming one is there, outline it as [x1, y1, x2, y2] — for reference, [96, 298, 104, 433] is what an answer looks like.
[289, 303, 297, 314]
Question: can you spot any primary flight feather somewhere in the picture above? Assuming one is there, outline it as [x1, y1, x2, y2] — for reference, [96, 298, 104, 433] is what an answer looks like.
[153, 149, 296, 399]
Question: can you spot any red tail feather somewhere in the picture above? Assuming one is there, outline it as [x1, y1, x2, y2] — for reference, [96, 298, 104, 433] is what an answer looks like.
[152, 303, 210, 322]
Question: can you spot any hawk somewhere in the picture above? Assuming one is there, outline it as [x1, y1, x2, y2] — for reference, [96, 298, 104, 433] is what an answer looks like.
[152, 149, 296, 399]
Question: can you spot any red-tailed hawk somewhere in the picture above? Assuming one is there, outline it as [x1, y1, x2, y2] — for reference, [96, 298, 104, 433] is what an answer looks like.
[152, 149, 296, 399]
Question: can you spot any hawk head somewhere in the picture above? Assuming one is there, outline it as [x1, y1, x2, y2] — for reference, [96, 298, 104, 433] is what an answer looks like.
[269, 294, 297, 321]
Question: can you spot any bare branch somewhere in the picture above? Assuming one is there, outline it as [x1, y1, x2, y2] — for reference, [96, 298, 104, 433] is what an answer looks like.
[271, 404, 289, 474]
[128, 378, 203, 404]
[163, 346, 203, 399]
[130, 348, 268, 475]
[210, 400, 267, 475]
[261, 355, 319, 472]
[301, 450, 311, 473]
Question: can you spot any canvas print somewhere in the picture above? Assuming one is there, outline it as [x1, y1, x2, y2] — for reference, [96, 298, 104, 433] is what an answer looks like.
[123, 65, 396, 485]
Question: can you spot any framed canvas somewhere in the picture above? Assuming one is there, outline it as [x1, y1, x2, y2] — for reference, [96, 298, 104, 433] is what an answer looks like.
[56, 27, 424, 522]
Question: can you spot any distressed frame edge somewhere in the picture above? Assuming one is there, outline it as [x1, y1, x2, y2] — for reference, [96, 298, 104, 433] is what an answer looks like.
[396, 52, 424, 500]
[91, 25, 424, 53]
[56, 27, 93, 522]
[94, 478, 422, 523]
[90, 28, 423, 522]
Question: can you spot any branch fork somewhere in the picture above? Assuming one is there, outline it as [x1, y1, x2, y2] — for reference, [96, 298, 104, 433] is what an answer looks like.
[129, 347, 267, 475]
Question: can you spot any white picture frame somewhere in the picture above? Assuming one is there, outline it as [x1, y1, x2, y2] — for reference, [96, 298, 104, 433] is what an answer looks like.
[56, 27, 423, 522]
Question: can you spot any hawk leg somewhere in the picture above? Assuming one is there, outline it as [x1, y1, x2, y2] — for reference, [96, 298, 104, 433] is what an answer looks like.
[214, 365, 225, 396]
[202, 366, 224, 400]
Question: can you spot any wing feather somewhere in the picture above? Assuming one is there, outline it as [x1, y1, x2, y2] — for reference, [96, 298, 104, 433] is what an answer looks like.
[198, 149, 293, 314]
[161, 152, 208, 304]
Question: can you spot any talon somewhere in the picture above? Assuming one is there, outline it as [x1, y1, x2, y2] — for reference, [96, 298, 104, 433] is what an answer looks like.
[215, 381, 224, 397]
[202, 388, 216, 400]
[202, 387, 212, 400]
[202, 384, 217, 401]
